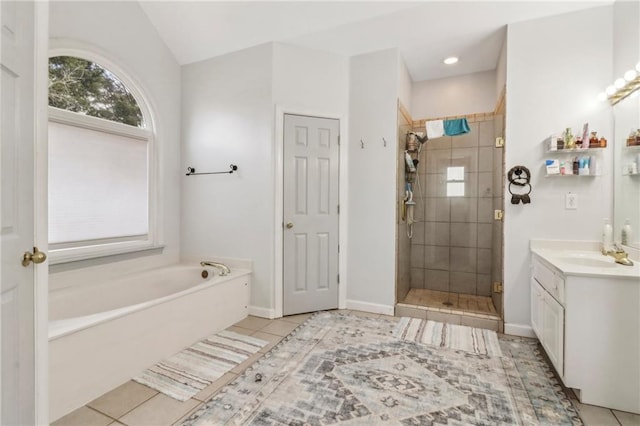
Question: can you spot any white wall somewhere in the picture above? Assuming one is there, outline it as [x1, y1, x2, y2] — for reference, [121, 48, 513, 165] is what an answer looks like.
[347, 48, 399, 313]
[496, 37, 508, 99]
[181, 44, 274, 311]
[412, 70, 497, 119]
[48, 1, 181, 277]
[504, 6, 613, 333]
[398, 55, 413, 115]
[182, 43, 349, 315]
[273, 43, 349, 115]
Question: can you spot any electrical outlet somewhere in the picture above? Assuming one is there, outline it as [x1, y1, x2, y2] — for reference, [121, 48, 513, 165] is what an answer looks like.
[565, 193, 578, 210]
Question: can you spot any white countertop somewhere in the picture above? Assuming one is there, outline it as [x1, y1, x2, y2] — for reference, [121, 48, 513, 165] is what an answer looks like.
[531, 242, 640, 280]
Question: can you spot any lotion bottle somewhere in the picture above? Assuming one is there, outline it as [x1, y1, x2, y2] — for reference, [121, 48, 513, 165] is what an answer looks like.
[622, 219, 632, 246]
[603, 218, 613, 252]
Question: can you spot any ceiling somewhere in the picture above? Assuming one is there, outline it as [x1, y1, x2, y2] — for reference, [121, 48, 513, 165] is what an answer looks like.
[140, 1, 611, 82]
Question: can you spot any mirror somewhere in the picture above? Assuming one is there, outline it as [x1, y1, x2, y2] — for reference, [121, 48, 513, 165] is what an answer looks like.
[611, 1, 639, 250]
[613, 90, 640, 249]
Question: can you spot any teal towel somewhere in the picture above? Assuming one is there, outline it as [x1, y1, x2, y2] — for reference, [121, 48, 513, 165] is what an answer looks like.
[444, 118, 470, 136]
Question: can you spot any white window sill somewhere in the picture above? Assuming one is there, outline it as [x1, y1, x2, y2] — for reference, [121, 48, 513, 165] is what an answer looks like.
[48, 241, 164, 265]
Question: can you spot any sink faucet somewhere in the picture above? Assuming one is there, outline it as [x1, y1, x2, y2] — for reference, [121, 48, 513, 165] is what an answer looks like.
[603, 244, 634, 266]
[200, 261, 231, 276]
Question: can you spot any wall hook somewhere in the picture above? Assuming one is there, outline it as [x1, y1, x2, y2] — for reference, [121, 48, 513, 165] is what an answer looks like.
[186, 164, 238, 176]
[382, 137, 387, 147]
[360, 139, 365, 149]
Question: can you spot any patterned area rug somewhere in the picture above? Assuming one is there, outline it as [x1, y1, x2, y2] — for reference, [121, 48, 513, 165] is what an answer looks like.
[393, 317, 503, 357]
[134, 330, 267, 401]
[182, 312, 582, 425]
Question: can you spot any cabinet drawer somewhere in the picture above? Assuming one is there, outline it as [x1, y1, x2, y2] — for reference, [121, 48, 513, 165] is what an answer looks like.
[532, 258, 565, 304]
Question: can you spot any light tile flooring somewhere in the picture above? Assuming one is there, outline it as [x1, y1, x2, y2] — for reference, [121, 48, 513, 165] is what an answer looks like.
[52, 310, 640, 426]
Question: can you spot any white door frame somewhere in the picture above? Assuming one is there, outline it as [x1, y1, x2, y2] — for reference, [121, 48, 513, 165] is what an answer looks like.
[34, 2, 49, 423]
[274, 106, 347, 318]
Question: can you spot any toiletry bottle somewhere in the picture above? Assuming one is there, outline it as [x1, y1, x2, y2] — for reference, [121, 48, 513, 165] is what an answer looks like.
[572, 157, 579, 175]
[622, 219, 632, 246]
[565, 127, 575, 149]
[589, 155, 597, 175]
[590, 131, 599, 148]
[599, 137, 607, 148]
[603, 219, 613, 252]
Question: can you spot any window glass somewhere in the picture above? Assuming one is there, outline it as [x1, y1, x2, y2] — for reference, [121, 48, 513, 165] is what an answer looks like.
[446, 166, 465, 197]
[47, 54, 152, 259]
[48, 56, 143, 127]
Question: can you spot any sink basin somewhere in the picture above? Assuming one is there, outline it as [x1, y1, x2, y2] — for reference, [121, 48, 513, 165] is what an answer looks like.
[555, 254, 617, 268]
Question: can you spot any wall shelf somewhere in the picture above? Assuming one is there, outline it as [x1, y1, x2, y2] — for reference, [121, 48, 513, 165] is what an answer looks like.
[545, 147, 606, 154]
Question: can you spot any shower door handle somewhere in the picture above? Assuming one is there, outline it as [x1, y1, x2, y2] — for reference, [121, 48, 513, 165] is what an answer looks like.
[286, 222, 294, 229]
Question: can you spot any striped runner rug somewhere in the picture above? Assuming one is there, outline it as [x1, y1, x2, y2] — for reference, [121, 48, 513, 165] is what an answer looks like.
[393, 317, 502, 357]
[134, 330, 267, 401]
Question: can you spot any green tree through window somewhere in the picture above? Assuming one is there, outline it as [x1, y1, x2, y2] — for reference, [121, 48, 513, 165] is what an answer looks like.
[48, 56, 143, 127]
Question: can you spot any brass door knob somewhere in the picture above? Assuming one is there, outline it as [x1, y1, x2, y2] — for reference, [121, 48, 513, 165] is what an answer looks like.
[286, 222, 294, 229]
[22, 247, 47, 267]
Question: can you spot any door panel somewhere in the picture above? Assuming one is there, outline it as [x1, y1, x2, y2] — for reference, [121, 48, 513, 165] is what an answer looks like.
[1, 1, 37, 424]
[283, 115, 339, 315]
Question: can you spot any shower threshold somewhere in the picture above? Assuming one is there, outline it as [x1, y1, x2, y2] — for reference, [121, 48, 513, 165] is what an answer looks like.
[396, 289, 502, 332]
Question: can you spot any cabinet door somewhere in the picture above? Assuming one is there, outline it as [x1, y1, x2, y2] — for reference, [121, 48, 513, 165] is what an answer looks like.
[542, 292, 565, 378]
[531, 278, 544, 339]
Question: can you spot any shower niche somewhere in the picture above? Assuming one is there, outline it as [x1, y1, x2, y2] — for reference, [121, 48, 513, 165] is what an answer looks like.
[395, 106, 505, 331]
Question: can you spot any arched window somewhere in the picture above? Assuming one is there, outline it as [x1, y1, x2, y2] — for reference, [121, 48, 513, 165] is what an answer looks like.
[48, 54, 157, 262]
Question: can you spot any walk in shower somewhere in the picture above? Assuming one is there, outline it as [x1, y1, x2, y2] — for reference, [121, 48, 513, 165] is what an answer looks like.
[396, 107, 504, 326]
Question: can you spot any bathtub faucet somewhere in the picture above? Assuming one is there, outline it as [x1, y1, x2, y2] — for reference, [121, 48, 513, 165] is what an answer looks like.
[200, 261, 231, 276]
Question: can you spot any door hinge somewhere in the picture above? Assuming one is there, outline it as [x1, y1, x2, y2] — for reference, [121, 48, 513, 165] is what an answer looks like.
[495, 137, 504, 148]
[338, 244, 340, 253]
[337, 204, 340, 214]
[494, 210, 504, 221]
[337, 274, 340, 284]
[338, 135, 341, 145]
[493, 282, 503, 293]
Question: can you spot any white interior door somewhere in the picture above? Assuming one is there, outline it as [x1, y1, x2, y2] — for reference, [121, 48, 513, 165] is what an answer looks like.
[283, 114, 339, 316]
[1, 1, 45, 424]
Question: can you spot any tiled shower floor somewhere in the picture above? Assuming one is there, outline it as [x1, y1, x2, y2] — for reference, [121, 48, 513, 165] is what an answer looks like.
[402, 288, 498, 316]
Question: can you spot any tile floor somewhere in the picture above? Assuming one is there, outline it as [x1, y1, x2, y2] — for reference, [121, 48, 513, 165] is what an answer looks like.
[52, 311, 640, 426]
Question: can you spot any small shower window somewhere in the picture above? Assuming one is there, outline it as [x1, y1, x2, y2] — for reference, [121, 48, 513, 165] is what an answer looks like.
[446, 166, 465, 197]
[47, 51, 157, 263]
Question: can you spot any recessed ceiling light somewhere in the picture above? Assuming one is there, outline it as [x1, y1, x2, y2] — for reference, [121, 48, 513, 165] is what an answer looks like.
[443, 57, 458, 65]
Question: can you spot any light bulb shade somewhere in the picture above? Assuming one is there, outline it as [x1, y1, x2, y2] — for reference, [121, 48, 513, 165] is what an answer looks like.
[443, 57, 458, 65]
[624, 70, 637, 81]
[606, 85, 617, 95]
[614, 78, 626, 89]
[596, 92, 607, 102]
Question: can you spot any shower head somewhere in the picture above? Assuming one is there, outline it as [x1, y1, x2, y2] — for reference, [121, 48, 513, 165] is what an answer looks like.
[407, 132, 428, 144]
[415, 132, 428, 144]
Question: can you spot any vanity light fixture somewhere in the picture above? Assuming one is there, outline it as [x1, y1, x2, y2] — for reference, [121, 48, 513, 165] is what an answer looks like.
[443, 56, 458, 65]
[599, 61, 640, 105]
[624, 69, 637, 81]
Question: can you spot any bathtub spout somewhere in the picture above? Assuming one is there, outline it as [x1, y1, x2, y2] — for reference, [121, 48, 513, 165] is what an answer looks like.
[200, 261, 231, 276]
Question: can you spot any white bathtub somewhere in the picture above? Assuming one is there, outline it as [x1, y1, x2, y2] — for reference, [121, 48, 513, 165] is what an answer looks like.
[49, 263, 251, 422]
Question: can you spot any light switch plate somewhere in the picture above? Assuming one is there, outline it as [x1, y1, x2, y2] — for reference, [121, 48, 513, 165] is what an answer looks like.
[565, 193, 578, 210]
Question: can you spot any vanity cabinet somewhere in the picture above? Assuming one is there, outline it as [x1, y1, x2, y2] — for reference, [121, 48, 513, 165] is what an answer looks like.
[530, 252, 640, 414]
[530, 260, 564, 377]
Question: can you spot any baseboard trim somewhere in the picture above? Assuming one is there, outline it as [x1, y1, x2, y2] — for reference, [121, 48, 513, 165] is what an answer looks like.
[248, 305, 276, 319]
[346, 300, 395, 316]
[504, 323, 536, 338]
